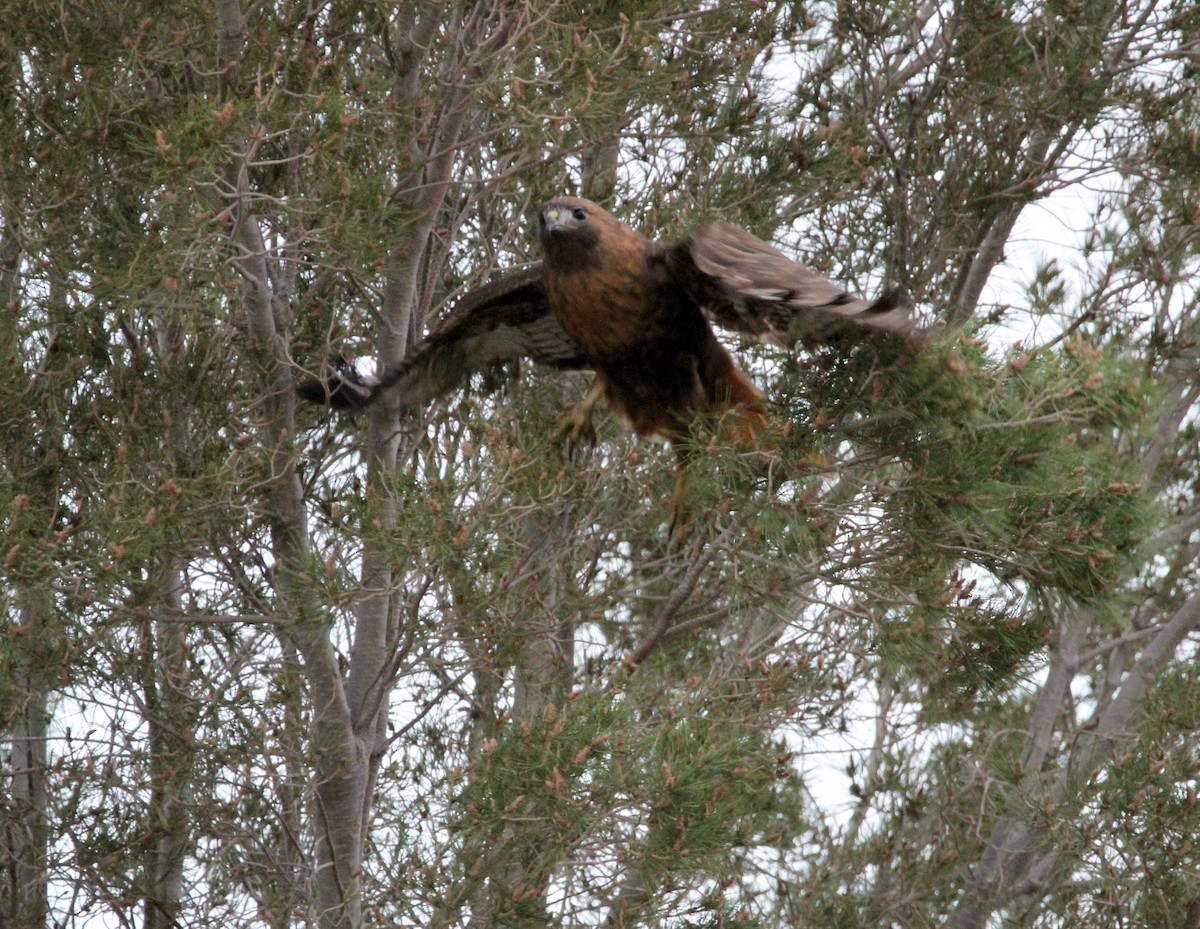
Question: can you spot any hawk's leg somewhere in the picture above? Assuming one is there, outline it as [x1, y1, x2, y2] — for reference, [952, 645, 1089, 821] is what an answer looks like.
[668, 443, 694, 542]
[555, 375, 604, 463]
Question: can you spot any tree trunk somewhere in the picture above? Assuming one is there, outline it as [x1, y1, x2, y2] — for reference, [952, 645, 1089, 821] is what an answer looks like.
[141, 566, 196, 929]
[2, 589, 51, 929]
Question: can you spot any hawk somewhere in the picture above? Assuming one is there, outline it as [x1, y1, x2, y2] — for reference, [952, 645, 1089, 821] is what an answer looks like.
[300, 197, 918, 531]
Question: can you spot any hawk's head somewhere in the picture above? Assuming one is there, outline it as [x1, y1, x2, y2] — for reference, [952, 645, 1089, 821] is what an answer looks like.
[538, 196, 644, 271]
[539, 197, 594, 235]
[539, 196, 601, 260]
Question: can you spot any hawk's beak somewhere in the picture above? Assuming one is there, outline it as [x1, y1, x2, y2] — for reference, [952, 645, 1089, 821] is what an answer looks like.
[540, 207, 562, 235]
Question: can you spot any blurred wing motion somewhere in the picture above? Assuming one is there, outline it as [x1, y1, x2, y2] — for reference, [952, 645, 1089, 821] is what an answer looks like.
[299, 198, 922, 420]
[674, 222, 914, 347]
[299, 196, 923, 536]
[297, 264, 589, 412]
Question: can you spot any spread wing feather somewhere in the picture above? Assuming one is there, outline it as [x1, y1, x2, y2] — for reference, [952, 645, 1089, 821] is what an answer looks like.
[298, 264, 589, 412]
[674, 223, 915, 346]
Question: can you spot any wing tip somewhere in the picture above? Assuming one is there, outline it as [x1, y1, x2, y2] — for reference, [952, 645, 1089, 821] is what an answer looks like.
[296, 360, 380, 412]
[865, 287, 927, 340]
[867, 286, 905, 316]
[869, 288, 945, 349]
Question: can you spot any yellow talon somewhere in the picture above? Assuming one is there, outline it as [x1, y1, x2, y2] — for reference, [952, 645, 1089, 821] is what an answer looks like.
[555, 376, 605, 462]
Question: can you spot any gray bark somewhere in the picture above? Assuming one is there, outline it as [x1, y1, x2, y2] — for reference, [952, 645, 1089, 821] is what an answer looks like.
[2, 588, 51, 929]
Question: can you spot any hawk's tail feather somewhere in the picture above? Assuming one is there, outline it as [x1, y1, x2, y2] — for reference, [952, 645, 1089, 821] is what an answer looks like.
[713, 357, 769, 446]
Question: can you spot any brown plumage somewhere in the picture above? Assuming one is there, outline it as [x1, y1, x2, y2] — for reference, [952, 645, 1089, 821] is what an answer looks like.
[299, 196, 919, 530]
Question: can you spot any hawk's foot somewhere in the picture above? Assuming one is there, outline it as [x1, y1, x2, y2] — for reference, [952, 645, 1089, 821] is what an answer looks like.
[554, 404, 598, 464]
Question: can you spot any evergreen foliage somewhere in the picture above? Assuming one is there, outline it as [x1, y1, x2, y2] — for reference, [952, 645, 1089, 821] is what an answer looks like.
[1, 2, 1197, 928]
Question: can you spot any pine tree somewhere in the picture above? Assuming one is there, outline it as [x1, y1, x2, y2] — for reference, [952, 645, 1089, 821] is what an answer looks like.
[1, 3, 1197, 928]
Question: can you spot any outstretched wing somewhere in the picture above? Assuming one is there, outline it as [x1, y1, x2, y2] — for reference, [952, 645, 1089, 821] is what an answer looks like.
[669, 222, 916, 347]
[298, 264, 590, 412]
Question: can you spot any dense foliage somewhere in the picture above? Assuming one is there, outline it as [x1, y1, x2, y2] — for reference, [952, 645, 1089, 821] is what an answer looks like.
[1, 2, 1197, 928]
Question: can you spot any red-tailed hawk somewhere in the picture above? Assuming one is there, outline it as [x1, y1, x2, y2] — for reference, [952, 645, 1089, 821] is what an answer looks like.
[300, 197, 918, 531]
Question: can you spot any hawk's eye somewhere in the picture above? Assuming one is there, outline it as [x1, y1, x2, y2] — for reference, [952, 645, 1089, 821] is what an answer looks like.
[572, 207, 588, 222]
